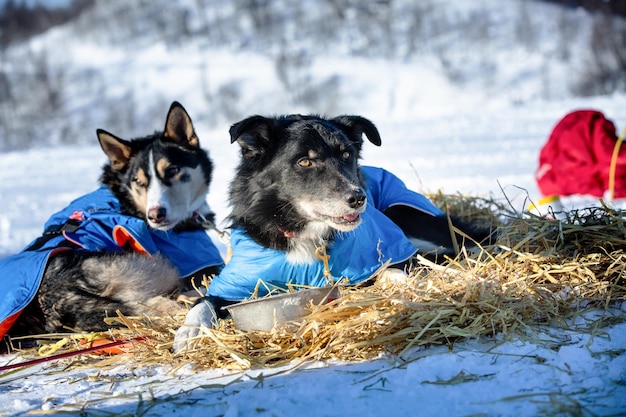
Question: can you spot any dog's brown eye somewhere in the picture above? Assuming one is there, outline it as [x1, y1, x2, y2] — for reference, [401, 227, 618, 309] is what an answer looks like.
[297, 158, 313, 168]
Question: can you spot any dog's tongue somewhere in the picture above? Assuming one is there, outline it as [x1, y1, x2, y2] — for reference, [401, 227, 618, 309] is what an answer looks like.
[341, 213, 360, 222]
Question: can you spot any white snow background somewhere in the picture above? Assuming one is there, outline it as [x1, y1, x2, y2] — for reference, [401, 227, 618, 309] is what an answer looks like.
[1, 0, 626, 415]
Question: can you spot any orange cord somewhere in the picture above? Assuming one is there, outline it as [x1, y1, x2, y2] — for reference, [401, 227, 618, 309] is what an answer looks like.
[609, 124, 626, 201]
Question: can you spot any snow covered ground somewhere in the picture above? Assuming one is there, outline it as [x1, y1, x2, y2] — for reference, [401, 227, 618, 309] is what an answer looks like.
[1, 0, 626, 415]
[2, 313, 625, 416]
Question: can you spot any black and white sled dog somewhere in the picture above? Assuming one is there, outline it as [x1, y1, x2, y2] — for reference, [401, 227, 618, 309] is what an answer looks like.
[226, 114, 492, 266]
[8, 102, 218, 339]
[174, 114, 492, 351]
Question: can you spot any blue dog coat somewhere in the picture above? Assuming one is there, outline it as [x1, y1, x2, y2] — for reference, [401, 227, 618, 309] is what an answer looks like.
[207, 167, 443, 301]
[0, 186, 224, 338]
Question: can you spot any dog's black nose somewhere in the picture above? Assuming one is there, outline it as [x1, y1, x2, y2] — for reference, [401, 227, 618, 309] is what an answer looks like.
[148, 207, 167, 223]
[345, 189, 366, 209]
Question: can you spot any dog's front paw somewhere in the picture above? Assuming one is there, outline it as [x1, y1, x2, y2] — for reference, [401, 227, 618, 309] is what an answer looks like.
[377, 267, 410, 290]
[173, 297, 218, 353]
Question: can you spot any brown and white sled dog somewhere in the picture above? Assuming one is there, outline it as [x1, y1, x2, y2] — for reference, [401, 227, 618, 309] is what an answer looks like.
[8, 102, 218, 340]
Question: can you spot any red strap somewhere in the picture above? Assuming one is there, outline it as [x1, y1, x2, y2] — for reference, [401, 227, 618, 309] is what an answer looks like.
[0, 337, 147, 373]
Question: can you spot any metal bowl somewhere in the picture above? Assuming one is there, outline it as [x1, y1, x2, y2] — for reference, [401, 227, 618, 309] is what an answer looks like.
[225, 286, 340, 332]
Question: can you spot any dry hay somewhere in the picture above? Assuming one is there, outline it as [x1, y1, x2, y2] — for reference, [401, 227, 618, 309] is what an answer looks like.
[5, 197, 626, 372]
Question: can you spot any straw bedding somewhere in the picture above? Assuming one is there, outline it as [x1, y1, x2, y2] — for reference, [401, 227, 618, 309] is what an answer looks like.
[6, 196, 626, 371]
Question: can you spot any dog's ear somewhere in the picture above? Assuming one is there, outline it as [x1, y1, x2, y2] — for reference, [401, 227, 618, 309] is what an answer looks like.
[330, 116, 382, 147]
[164, 101, 199, 148]
[229, 115, 273, 160]
[97, 129, 133, 170]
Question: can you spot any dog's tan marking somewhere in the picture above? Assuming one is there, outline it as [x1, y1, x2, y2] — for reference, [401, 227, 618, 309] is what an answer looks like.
[129, 168, 148, 216]
[156, 157, 171, 180]
[134, 168, 149, 187]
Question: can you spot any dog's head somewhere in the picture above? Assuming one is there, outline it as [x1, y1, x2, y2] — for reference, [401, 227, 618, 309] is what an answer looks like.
[228, 114, 381, 254]
[98, 102, 213, 231]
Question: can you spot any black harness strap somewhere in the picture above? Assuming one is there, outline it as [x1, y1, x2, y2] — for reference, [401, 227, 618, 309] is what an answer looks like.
[23, 219, 81, 252]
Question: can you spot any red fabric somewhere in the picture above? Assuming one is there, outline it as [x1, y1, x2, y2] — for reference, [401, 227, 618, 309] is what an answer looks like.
[0, 311, 20, 341]
[112, 225, 150, 255]
[536, 110, 626, 198]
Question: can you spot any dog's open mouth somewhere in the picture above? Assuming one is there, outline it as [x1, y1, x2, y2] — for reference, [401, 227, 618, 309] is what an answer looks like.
[327, 212, 362, 230]
[332, 212, 360, 224]
[297, 200, 365, 232]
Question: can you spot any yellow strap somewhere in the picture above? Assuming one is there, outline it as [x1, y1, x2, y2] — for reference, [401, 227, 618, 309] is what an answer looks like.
[609, 124, 626, 201]
[38, 337, 69, 356]
[38, 333, 102, 357]
[528, 194, 560, 211]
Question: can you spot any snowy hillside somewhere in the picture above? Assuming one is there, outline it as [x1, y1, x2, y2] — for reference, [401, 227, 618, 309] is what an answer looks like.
[0, 0, 624, 151]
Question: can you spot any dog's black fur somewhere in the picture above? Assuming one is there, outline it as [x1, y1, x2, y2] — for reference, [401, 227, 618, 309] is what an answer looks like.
[228, 114, 492, 265]
[8, 102, 216, 339]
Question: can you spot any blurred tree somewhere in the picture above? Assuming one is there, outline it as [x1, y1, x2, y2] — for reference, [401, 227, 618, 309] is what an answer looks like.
[0, 0, 94, 48]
